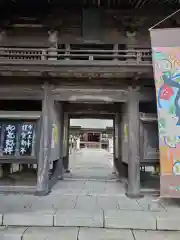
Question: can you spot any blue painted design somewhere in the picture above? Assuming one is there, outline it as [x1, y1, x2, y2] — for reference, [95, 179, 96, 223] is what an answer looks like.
[153, 51, 167, 60]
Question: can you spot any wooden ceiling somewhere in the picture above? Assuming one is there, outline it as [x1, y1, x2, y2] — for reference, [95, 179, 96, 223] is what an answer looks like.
[0, 0, 179, 27]
[0, 0, 180, 8]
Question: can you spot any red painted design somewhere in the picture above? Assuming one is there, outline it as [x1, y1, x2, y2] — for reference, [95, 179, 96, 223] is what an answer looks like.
[160, 84, 174, 100]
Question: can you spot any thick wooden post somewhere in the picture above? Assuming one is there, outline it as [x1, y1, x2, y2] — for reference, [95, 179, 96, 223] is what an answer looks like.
[57, 101, 64, 180]
[113, 114, 119, 174]
[113, 113, 123, 176]
[66, 117, 70, 167]
[63, 112, 70, 173]
[126, 87, 141, 198]
[35, 83, 52, 196]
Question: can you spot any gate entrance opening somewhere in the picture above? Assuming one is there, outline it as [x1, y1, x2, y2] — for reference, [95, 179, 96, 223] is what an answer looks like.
[50, 99, 160, 198]
[67, 118, 115, 181]
[59, 102, 120, 181]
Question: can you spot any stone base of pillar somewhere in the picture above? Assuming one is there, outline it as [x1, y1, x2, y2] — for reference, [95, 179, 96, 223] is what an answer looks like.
[58, 175, 64, 180]
[112, 162, 117, 174]
[63, 156, 70, 173]
[113, 158, 126, 177]
[125, 192, 143, 199]
[0, 166, 3, 178]
[21, 164, 29, 172]
[2, 164, 11, 177]
[34, 188, 51, 196]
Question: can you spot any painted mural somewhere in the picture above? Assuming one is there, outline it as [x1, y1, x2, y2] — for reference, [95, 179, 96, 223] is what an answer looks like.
[152, 47, 180, 181]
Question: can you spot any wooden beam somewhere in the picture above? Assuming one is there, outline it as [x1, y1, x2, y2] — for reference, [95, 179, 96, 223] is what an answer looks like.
[0, 93, 43, 100]
[35, 82, 52, 196]
[0, 111, 41, 119]
[69, 113, 114, 119]
[0, 59, 152, 67]
[0, 60, 152, 77]
[0, 85, 43, 100]
[53, 87, 129, 102]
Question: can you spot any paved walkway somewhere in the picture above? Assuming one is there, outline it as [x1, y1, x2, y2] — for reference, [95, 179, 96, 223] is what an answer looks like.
[0, 149, 180, 238]
[1, 227, 180, 239]
[67, 148, 116, 180]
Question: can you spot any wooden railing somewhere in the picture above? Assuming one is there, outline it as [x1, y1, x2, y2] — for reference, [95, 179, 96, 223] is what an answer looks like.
[0, 46, 152, 65]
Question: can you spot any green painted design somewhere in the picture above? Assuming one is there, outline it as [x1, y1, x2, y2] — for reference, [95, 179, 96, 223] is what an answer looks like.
[153, 51, 166, 60]
[169, 103, 175, 115]
[165, 136, 177, 148]
[164, 71, 170, 77]
[175, 77, 180, 83]
[158, 118, 166, 134]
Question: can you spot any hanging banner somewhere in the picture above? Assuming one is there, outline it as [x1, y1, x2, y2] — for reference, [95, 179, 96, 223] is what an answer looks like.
[150, 28, 180, 197]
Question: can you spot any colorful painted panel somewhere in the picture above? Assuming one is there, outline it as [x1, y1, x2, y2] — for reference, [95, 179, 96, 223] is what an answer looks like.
[152, 47, 180, 197]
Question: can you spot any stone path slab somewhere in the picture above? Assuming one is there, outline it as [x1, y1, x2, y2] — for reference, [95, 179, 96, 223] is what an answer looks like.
[117, 197, 143, 211]
[78, 228, 134, 240]
[0, 195, 37, 214]
[104, 210, 156, 230]
[156, 212, 180, 231]
[0, 227, 27, 240]
[3, 212, 54, 227]
[133, 230, 180, 240]
[1, 227, 180, 240]
[137, 197, 165, 212]
[96, 196, 119, 210]
[54, 209, 103, 227]
[23, 227, 78, 240]
[75, 195, 99, 210]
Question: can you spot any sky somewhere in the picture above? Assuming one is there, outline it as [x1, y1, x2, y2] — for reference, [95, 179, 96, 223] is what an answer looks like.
[70, 119, 113, 129]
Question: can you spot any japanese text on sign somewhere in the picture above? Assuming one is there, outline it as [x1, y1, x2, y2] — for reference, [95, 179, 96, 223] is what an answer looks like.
[3, 124, 16, 155]
[19, 124, 34, 156]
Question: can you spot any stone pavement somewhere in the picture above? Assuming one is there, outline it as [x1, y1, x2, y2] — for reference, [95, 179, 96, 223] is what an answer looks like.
[66, 148, 116, 180]
[1, 182, 180, 231]
[1, 227, 180, 239]
[0, 148, 180, 238]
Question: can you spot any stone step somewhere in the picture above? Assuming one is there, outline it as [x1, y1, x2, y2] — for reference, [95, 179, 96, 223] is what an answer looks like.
[0, 227, 179, 240]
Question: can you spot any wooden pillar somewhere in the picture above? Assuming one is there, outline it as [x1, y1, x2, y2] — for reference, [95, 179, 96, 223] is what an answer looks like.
[63, 112, 70, 173]
[126, 87, 141, 198]
[35, 83, 52, 196]
[113, 115, 119, 174]
[57, 102, 64, 180]
[113, 113, 123, 176]
[66, 117, 70, 166]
